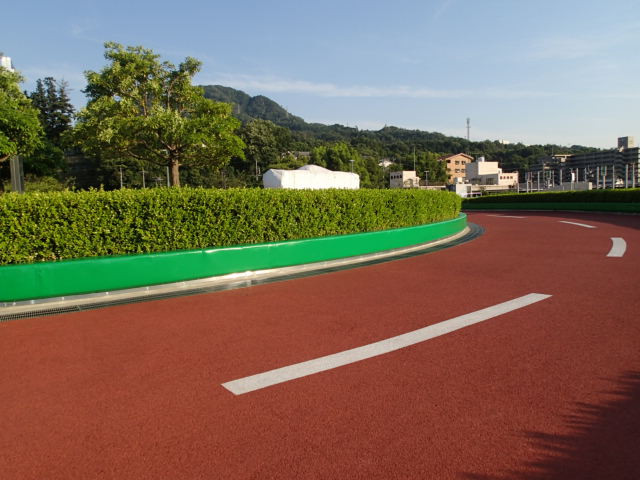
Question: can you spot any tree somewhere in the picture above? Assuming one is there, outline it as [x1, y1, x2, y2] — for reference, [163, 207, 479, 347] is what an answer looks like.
[310, 142, 379, 187]
[239, 119, 292, 180]
[24, 77, 75, 177]
[70, 42, 245, 187]
[0, 67, 44, 164]
[29, 77, 74, 145]
[311, 142, 356, 171]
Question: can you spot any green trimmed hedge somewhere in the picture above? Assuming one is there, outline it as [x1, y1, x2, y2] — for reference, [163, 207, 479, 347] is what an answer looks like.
[0, 188, 461, 265]
[463, 189, 640, 204]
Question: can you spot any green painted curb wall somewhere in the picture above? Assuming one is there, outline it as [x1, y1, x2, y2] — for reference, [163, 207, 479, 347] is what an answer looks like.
[462, 202, 639, 213]
[1, 214, 467, 303]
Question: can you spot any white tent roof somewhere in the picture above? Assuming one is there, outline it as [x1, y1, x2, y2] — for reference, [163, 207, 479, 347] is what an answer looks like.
[263, 165, 360, 190]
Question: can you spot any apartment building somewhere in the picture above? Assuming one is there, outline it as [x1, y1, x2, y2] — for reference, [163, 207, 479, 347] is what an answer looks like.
[531, 137, 639, 187]
[438, 153, 473, 183]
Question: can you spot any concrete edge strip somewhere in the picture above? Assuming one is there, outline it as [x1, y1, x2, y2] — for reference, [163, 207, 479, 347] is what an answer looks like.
[222, 293, 552, 395]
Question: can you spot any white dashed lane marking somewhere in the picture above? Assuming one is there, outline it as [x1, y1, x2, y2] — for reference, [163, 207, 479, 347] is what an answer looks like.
[558, 220, 597, 229]
[222, 293, 552, 395]
[607, 237, 627, 258]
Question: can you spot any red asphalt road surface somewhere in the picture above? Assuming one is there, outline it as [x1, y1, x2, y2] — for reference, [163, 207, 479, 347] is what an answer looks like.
[1, 211, 639, 479]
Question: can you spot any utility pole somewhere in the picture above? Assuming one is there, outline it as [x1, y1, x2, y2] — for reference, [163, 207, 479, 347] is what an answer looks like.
[413, 147, 416, 172]
[10, 156, 24, 193]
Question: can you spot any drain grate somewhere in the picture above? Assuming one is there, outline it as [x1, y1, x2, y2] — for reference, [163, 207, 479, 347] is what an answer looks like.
[0, 305, 82, 322]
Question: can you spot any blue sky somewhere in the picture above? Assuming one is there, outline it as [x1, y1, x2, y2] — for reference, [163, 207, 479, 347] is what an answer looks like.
[3, 0, 639, 148]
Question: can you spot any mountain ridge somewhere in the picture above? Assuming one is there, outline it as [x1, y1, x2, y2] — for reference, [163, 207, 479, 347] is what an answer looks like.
[200, 84, 599, 173]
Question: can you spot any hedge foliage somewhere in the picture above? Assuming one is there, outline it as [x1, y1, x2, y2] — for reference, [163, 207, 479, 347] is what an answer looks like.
[0, 188, 461, 265]
[463, 188, 640, 204]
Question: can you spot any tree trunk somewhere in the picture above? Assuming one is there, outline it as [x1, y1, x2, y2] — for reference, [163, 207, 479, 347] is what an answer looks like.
[170, 158, 180, 187]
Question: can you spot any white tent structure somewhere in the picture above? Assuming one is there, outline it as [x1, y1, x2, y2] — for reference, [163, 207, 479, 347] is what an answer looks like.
[263, 164, 360, 189]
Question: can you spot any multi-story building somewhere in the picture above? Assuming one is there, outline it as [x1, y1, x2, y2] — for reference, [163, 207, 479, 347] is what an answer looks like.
[465, 157, 518, 187]
[567, 137, 639, 187]
[390, 170, 421, 188]
[530, 137, 639, 188]
[527, 154, 571, 188]
[438, 153, 473, 183]
[0, 53, 14, 71]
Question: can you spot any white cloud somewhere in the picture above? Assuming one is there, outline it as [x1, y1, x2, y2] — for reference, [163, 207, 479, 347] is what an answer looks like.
[531, 36, 606, 60]
[71, 24, 89, 38]
[200, 73, 553, 100]
[204, 74, 468, 99]
[22, 65, 86, 86]
[69, 20, 102, 45]
[531, 22, 640, 60]
[432, 0, 456, 23]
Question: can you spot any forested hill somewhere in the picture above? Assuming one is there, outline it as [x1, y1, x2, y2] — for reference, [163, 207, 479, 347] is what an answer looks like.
[201, 85, 309, 130]
[200, 84, 600, 173]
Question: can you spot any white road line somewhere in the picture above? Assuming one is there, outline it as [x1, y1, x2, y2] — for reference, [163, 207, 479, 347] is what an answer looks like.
[222, 293, 552, 395]
[558, 220, 597, 229]
[607, 237, 627, 257]
[487, 215, 526, 219]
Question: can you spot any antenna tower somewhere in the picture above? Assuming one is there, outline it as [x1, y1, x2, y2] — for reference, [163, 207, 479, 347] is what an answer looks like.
[466, 118, 470, 141]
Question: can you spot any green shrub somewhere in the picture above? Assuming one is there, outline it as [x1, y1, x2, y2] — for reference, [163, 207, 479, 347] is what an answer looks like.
[0, 188, 461, 265]
[463, 188, 640, 204]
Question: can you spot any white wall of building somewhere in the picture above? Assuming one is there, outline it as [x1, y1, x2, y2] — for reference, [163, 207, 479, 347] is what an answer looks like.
[1, 55, 14, 71]
[390, 170, 420, 188]
[466, 158, 518, 186]
[263, 164, 359, 189]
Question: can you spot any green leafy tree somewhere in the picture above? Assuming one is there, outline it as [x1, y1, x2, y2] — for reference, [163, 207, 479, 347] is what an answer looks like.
[266, 152, 306, 170]
[0, 67, 44, 164]
[310, 142, 380, 187]
[69, 42, 245, 187]
[239, 119, 291, 181]
[420, 152, 448, 184]
[311, 142, 356, 171]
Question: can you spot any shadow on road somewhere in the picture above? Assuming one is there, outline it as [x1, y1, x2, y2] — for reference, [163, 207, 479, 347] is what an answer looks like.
[464, 371, 640, 480]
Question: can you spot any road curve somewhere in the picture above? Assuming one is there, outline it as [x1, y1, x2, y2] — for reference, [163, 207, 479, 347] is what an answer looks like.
[1, 211, 639, 479]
